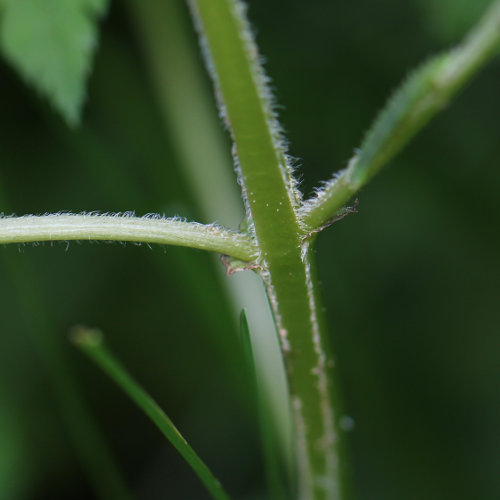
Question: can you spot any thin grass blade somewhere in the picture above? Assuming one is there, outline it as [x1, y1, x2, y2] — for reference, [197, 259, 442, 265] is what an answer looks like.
[239, 310, 290, 499]
[71, 326, 230, 500]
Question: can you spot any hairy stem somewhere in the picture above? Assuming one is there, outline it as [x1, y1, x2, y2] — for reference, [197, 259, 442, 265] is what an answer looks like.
[0, 214, 257, 261]
[301, 0, 500, 230]
[189, 1, 347, 498]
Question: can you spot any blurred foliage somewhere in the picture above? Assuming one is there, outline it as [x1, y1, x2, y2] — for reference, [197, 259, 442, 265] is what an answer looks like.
[414, 0, 492, 43]
[0, 0, 499, 499]
[0, 0, 109, 125]
[0, 389, 29, 499]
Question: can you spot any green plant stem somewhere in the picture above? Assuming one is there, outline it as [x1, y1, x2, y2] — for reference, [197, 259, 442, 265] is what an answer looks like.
[72, 326, 230, 500]
[188, 1, 347, 498]
[0, 214, 256, 261]
[301, 0, 500, 230]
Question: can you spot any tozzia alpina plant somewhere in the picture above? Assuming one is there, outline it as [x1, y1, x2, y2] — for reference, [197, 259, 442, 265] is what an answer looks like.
[1, 0, 500, 499]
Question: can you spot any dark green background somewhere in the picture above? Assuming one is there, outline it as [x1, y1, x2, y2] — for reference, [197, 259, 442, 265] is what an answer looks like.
[0, 0, 498, 499]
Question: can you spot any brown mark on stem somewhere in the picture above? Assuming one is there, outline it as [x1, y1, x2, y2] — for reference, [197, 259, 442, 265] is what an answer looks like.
[220, 254, 261, 276]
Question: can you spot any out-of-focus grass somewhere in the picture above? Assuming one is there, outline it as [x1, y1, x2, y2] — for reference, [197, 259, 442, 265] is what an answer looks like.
[72, 326, 230, 500]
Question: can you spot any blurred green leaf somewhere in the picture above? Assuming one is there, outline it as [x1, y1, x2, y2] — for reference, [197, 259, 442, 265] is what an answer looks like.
[415, 0, 492, 42]
[0, 397, 28, 500]
[0, 0, 109, 125]
[80, 0, 109, 17]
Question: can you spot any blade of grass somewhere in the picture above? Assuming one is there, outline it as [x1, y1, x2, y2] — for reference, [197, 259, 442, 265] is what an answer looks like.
[126, 0, 243, 229]
[71, 326, 231, 500]
[301, 0, 500, 230]
[239, 310, 290, 500]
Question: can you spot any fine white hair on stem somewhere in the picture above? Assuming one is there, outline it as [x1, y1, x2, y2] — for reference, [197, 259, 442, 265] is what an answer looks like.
[187, 0, 302, 211]
[0, 212, 258, 262]
[297, 168, 348, 228]
[229, 0, 302, 207]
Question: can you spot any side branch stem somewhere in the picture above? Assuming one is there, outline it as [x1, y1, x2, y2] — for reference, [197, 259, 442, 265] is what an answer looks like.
[0, 214, 257, 261]
[301, 0, 500, 230]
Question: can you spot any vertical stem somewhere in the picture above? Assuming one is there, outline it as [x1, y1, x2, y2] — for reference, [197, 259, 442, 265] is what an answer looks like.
[128, 0, 293, 491]
[188, 1, 349, 498]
